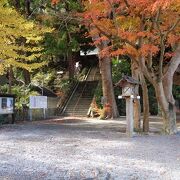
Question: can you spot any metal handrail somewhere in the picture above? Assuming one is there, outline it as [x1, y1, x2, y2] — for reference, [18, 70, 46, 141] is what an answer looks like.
[84, 67, 101, 116]
[72, 81, 88, 116]
[61, 67, 91, 115]
[92, 67, 97, 81]
[60, 81, 79, 115]
[72, 67, 92, 115]
[87, 80, 100, 117]
[83, 67, 91, 81]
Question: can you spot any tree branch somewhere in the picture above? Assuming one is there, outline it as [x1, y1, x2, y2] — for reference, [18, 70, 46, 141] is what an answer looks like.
[166, 18, 180, 37]
[106, 0, 119, 32]
[92, 19, 137, 48]
[163, 45, 180, 78]
[139, 56, 156, 85]
[92, 22, 112, 39]
[147, 10, 160, 68]
[123, 0, 130, 8]
[154, 8, 162, 36]
[158, 35, 166, 81]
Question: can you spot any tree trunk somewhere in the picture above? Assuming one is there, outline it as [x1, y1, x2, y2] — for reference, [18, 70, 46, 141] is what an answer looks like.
[158, 46, 180, 134]
[99, 57, 119, 118]
[8, 67, 14, 94]
[23, 69, 31, 85]
[67, 52, 75, 79]
[13, 0, 20, 9]
[140, 47, 179, 135]
[131, 60, 141, 130]
[25, 0, 31, 17]
[157, 103, 162, 116]
[162, 71, 177, 134]
[92, 39, 119, 119]
[154, 81, 177, 134]
[139, 73, 149, 133]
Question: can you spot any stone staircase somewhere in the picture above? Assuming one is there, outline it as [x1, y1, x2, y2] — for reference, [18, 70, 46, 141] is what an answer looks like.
[62, 67, 100, 116]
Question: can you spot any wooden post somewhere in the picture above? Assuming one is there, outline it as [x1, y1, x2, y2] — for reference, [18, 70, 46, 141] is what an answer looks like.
[29, 109, 32, 121]
[43, 108, 46, 119]
[126, 97, 134, 137]
[11, 114, 15, 124]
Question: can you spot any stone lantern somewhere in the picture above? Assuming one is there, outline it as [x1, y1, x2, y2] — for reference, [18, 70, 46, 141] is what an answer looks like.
[115, 75, 140, 137]
[115, 75, 140, 98]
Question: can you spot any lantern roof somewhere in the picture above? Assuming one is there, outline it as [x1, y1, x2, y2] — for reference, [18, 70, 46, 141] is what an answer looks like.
[115, 75, 140, 87]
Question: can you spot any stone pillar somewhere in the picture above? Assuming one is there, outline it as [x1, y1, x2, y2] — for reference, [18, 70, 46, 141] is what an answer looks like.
[126, 97, 134, 137]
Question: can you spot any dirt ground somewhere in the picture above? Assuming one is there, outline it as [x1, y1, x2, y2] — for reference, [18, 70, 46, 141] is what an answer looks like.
[0, 117, 180, 180]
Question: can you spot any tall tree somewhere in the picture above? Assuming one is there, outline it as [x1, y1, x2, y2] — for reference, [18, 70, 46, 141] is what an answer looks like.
[12, 0, 38, 85]
[97, 40, 119, 118]
[83, 1, 121, 118]
[82, 0, 180, 134]
[42, 0, 84, 79]
[50, 0, 119, 118]
[0, 0, 51, 76]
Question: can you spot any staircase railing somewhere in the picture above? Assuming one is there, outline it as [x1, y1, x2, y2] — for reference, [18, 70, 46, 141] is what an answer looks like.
[83, 67, 92, 81]
[72, 81, 88, 116]
[60, 67, 91, 115]
[71, 68, 92, 115]
[60, 81, 79, 115]
[92, 67, 98, 81]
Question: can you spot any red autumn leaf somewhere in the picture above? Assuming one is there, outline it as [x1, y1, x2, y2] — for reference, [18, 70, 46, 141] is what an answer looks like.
[51, 0, 60, 5]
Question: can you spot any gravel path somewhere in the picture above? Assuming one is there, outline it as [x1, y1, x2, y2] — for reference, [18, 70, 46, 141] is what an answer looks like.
[0, 117, 180, 180]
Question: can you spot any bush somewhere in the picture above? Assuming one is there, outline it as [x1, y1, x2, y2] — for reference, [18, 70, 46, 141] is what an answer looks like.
[0, 115, 9, 125]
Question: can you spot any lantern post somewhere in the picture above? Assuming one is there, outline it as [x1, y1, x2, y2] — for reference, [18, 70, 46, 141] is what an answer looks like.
[116, 75, 140, 137]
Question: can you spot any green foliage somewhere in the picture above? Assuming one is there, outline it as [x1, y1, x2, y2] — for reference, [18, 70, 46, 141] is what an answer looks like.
[58, 79, 72, 92]
[173, 85, 180, 110]
[173, 85, 180, 99]
[112, 57, 131, 115]
[31, 71, 55, 88]
[112, 57, 131, 83]
[44, 31, 80, 57]
[35, 0, 94, 73]
[147, 85, 158, 115]
[55, 0, 82, 12]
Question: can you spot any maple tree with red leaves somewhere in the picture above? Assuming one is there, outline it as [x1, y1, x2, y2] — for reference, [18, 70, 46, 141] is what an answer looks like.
[52, 0, 180, 133]
[82, 0, 180, 134]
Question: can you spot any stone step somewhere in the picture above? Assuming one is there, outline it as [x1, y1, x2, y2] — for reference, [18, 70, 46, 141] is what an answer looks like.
[61, 71, 99, 116]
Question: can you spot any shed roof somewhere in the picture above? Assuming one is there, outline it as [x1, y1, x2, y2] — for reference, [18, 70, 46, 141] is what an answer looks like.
[0, 94, 16, 98]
